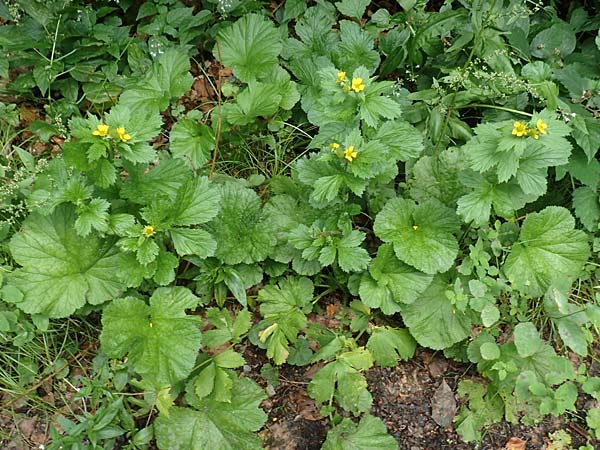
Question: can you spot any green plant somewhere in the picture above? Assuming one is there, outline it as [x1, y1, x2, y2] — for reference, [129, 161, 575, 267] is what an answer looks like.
[2, 0, 600, 448]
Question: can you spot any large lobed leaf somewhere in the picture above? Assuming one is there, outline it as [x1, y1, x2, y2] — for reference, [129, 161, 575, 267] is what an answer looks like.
[120, 49, 193, 114]
[7, 206, 125, 318]
[374, 197, 461, 274]
[207, 183, 276, 264]
[215, 14, 282, 82]
[503, 206, 590, 296]
[400, 276, 472, 350]
[154, 377, 267, 450]
[100, 287, 202, 385]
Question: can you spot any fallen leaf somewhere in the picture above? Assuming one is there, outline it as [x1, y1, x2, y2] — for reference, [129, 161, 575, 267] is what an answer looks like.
[325, 303, 338, 318]
[291, 390, 321, 421]
[505, 436, 526, 450]
[431, 380, 457, 427]
[18, 417, 37, 437]
[427, 356, 449, 378]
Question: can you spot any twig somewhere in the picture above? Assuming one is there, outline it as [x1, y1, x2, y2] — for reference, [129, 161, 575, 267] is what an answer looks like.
[209, 41, 224, 179]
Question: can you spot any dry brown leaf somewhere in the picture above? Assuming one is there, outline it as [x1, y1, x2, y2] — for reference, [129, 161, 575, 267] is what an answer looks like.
[505, 436, 526, 450]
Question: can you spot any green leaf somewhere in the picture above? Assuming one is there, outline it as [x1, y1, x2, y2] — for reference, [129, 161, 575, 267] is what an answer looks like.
[170, 228, 217, 258]
[335, 0, 370, 19]
[7, 206, 125, 318]
[479, 342, 500, 361]
[75, 198, 110, 237]
[215, 14, 282, 82]
[121, 159, 191, 205]
[573, 186, 600, 232]
[359, 89, 402, 128]
[410, 148, 469, 207]
[170, 177, 221, 226]
[120, 49, 193, 113]
[583, 378, 600, 401]
[374, 120, 423, 161]
[203, 308, 252, 348]
[154, 250, 179, 286]
[100, 287, 201, 385]
[457, 172, 531, 225]
[322, 415, 398, 450]
[374, 198, 461, 274]
[308, 351, 373, 415]
[336, 229, 370, 272]
[503, 207, 590, 296]
[194, 363, 217, 399]
[530, 22, 576, 59]
[513, 322, 543, 358]
[154, 377, 267, 450]
[170, 119, 214, 170]
[207, 183, 276, 264]
[400, 277, 472, 350]
[334, 21, 380, 74]
[359, 244, 432, 314]
[223, 81, 282, 125]
[587, 408, 600, 439]
[367, 326, 416, 367]
[557, 319, 588, 356]
[481, 304, 500, 327]
[257, 277, 313, 365]
[214, 349, 246, 369]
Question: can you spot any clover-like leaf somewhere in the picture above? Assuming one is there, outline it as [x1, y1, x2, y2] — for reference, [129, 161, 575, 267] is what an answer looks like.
[308, 349, 373, 415]
[100, 287, 202, 385]
[503, 206, 590, 296]
[154, 377, 267, 450]
[7, 206, 125, 318]
[257, 277, 313, 364]
[322, 415, 398, 450]
[374, 197, 461, 274]
[367, 326, 416, 367]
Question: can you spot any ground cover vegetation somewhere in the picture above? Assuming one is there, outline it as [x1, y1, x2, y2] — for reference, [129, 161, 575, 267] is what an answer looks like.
[1, 0, 600, 448]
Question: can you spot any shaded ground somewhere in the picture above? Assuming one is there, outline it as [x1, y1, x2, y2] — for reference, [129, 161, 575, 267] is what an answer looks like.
[250, 347, 599, 450]
[1, 344, 599, 449]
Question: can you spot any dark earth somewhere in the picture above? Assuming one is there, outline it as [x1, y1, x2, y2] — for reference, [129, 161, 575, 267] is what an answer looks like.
[2, 342, 599, 449]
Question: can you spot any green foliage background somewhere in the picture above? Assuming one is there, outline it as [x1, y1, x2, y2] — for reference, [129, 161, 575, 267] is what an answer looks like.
[1, 0, 600, 448]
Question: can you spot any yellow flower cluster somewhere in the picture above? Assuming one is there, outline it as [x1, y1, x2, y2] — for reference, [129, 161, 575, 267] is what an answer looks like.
[512, 119, 548, 140]
[330, 142, 358, 162]
[92, 124, 132, 142]
[335, 71, 365, 93]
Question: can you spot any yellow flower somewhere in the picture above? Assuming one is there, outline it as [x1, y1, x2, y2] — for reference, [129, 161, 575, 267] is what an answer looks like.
[142, 225, 155, 237]
[536, 118, 548, 135]
[528, 129, 540, 140]
[512, 121, 527, 137]
[116, 127, 132, 142]
[329, 142, 340, 151]
[344, 145, 358, 162]
[92, 124, 109, 137]
[336, 71, 346, 84]
[351, 77, 365, 93]
[412, 225, 419, 231]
